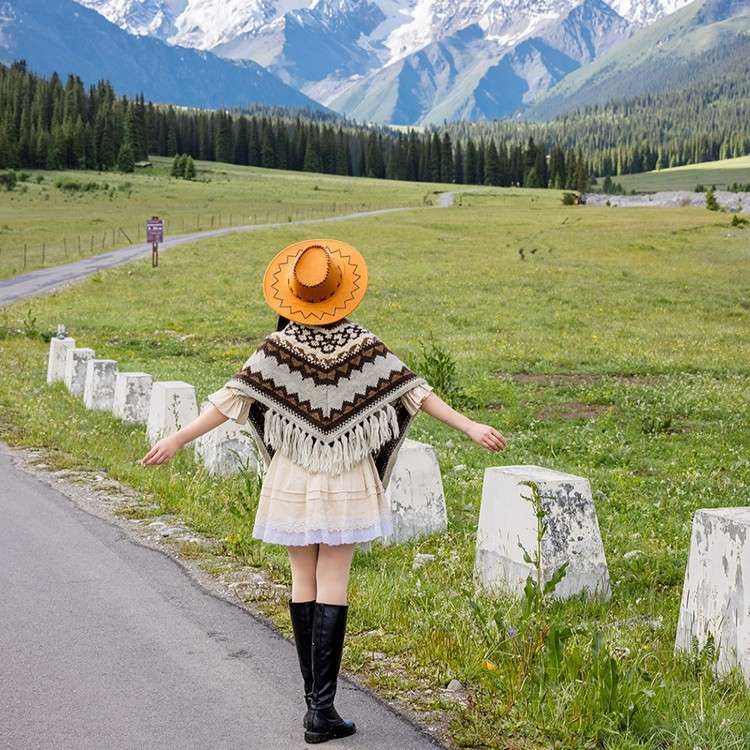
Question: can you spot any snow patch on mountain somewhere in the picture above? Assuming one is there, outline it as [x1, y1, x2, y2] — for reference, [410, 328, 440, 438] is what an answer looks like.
[78, 0, 695, 58]
[75, 0, 697, 121]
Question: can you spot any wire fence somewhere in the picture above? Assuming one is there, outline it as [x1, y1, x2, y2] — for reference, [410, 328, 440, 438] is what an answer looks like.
[0, 199, 429, 274]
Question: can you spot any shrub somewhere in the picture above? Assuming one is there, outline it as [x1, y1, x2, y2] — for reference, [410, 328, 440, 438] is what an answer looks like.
[0, 170, 18, 191]
[705, 188, 720, 211]
[54, 178, 102, 192]
[561, 192, 578, 205]
[415, 336, 476, 408]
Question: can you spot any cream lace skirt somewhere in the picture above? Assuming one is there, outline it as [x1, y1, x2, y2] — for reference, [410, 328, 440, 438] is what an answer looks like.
[252, 452, 392, 546]
[206, 381, 433, 546]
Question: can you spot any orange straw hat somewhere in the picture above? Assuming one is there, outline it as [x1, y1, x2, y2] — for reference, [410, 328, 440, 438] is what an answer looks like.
[262, 239, 368, 325]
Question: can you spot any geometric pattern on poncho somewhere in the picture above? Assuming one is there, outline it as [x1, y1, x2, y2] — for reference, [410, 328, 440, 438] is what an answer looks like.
[223, 319, 427, 484]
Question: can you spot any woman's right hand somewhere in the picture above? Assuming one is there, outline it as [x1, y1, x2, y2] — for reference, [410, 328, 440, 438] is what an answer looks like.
[141, 435, 182, 466]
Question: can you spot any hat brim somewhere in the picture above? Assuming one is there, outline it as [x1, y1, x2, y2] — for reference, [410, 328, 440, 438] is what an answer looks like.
[262, 238, 368, 325]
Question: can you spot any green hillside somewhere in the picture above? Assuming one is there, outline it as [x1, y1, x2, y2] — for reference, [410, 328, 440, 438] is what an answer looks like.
[3, 184, 750, 749]
[615, 155, 750, 191]
[526, 0, 750, 119]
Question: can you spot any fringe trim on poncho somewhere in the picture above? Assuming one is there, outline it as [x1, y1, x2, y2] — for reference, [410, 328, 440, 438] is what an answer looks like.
[222, 318, 426, 484]
[262, 402, 401, 475]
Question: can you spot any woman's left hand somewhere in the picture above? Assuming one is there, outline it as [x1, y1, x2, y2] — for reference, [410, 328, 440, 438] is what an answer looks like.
[465, 422, 507, 453]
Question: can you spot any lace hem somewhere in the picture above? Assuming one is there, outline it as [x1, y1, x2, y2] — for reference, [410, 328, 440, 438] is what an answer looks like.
[252, 517, 393, 546]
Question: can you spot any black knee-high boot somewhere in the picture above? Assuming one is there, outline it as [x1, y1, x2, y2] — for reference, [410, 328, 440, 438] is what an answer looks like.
[304, 602, 356, 744]
[288, 599, 316, 727]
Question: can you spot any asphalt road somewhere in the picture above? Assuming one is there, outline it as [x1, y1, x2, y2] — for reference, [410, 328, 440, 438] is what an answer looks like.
[0, 196, 452, 306]
[0, 443, 444, 750]
[0, 193, 454, 749]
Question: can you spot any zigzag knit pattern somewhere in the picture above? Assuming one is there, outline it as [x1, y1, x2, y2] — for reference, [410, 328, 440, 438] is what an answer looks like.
[225, 319, 427, 481]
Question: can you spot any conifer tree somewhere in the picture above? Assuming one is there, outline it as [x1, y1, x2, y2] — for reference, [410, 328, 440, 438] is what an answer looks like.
[171, 153, 183, 177]
[464, 138, 477, 184]
[184, 154, 196, 180]
[453, 140, 464, 184]
[484, 140, 501, 186]
[440, 132, 453, 183]
[117, 141, 135, 172]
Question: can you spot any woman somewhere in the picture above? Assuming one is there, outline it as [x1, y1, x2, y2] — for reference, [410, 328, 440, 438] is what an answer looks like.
[141, 239, 507, 744]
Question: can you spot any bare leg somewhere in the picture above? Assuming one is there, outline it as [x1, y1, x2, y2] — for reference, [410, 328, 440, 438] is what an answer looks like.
[315, 543, 355, 605]
[287, 544, 319, 602]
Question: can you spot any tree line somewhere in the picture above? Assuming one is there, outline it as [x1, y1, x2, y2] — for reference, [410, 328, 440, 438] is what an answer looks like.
[4, 57, 747, 189]
[0, 61, 589, 190]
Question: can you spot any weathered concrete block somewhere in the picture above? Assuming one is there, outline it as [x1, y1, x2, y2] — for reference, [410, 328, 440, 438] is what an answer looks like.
[47, 336, 75, 383]
[83, 359, 119, 411]
[112, 372, 153, 423]
[675, 508, 750, 683]
[474, 465, 610, 600]
[63, 347, 95, 396]
[381, 439, 447, 546]
[194, 400, 259, 476]
[146, 381, 198, 445]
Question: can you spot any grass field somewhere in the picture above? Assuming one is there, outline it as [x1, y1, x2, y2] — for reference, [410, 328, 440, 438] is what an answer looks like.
[0, 156, 457, 279]
[614, 155, 750, 193]
[2, 177, 750, 748]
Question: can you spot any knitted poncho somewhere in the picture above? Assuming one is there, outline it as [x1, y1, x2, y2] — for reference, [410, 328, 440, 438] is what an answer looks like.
[225, 319, 428, 487]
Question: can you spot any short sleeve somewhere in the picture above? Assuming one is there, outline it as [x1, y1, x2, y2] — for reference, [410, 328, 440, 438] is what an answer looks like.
[206, 384, 254, 425]
[400, 382, 434, 416]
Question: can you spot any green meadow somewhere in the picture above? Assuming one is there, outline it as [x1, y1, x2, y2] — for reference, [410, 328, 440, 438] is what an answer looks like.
[0, 156, 449, 279]
[615, 155, 750, 192]
[2, 177, 750, 749]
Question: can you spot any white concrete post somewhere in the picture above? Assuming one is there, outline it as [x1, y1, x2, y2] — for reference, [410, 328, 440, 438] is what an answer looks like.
[63, 347, 95, 396]
[112, 373, 153, 423]
[194, 400, 259, 476]
[474, 465, 611, 600]
[381, 439, 448, 546]
[82, 359, 119, 411]
[675, 508, 750, 684]
[47, 337, 75, 383]
[146, 381, 199, 445]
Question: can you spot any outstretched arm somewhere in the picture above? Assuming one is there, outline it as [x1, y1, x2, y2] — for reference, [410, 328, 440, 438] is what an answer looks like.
[141, 404, 229, 466]
[420, 392, 507, 453]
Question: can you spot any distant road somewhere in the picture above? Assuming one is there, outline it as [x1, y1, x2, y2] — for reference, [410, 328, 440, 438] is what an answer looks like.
[0, 442, 445, 750]
[0, 194, 454, 307]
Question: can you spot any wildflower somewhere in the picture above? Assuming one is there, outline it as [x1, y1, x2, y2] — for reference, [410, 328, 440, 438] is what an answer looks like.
[506, 626, 518, 638]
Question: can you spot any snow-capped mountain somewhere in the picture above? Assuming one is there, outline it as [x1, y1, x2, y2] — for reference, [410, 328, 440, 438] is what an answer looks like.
[0, 0, 327, 111]
[75, 0, 696, 122]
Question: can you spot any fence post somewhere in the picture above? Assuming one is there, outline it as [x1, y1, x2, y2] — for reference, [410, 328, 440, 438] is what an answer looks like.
[64, 238, 68, 258]
[24, 244, 27, 268]
[42, 242, 45, 264]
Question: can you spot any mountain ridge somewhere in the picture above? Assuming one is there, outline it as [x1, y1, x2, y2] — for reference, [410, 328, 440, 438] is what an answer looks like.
[76, 0, 695, 122]
[524, 0, 750, 118]
[0, 0, 327, 111]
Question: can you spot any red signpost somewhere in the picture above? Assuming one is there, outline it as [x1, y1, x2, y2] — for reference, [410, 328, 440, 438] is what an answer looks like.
[147, 216, 164, 267]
